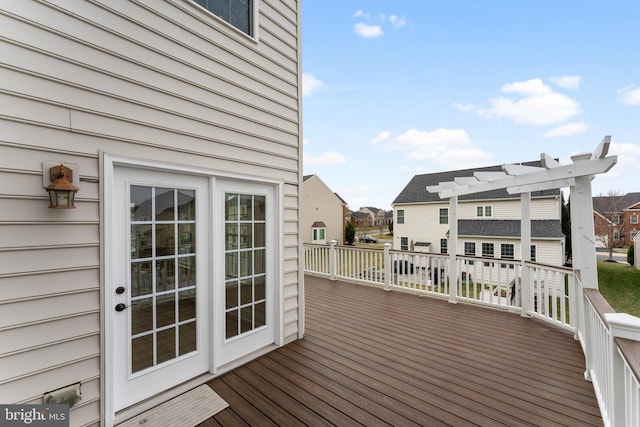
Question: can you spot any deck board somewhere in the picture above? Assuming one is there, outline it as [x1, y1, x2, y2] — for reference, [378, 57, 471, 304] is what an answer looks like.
[202, 275, 602, 426]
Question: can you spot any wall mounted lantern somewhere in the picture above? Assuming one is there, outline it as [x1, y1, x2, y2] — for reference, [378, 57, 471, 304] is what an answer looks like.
[46, 164, 78, 209]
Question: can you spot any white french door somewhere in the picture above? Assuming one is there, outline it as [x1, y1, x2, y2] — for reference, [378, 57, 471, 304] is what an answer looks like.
[214, 179, 278, 368]
[111, 166, 210, 412]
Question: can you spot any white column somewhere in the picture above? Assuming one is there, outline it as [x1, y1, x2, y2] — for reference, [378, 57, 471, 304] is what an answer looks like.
[569, 185, 582, 274]
[520, 192, 532, 317]
[448, 196, 458, 303]
[571, 153, 598, 289]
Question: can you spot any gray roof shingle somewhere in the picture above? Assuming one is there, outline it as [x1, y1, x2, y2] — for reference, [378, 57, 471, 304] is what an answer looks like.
[458, 219, 564, 238]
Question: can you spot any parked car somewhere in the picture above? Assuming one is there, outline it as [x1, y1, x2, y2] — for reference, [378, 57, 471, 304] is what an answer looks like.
[359, 235, 378, 243]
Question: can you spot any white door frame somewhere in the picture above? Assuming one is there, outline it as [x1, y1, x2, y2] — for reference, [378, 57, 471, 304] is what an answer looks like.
[103, 154, 284, 425]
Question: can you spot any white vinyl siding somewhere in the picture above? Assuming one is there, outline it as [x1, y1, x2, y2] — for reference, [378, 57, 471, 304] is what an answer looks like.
[392, 204, 449, 251]
[0, 0, 301, 425]
[457, 197, 560, 220]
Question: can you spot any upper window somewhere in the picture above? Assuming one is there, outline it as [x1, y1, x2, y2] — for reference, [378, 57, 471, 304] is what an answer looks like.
[464, 242, 476, 256]
[500, 243, 515, 268]
[439, 208, 448, 224]
[193, 0, 255, 36]
[482, 243, 494, 258]
[397, 209, 405, 224]
[482, 242, 494, 267]
[500, 243, 514, 259]
[476, 205, 493, 217]
[631, 213, 639, 224]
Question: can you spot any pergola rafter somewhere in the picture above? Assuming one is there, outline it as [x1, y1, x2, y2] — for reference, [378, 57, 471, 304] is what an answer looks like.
[426, 136, 617, 311]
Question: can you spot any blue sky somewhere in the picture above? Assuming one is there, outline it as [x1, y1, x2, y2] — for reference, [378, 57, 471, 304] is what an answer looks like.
[300, 1, 640, 210]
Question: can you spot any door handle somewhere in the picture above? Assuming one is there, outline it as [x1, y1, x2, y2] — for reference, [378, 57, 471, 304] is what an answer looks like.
[115, 303, 128, 312]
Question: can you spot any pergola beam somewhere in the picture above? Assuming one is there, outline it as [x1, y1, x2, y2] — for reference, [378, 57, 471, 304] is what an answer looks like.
[435, 156, 616, 198]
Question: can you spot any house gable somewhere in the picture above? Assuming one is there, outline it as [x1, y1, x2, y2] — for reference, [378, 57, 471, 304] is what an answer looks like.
[302, 174, 348, 244]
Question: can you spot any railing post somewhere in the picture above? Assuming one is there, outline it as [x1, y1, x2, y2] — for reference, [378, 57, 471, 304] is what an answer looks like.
[383, 243, 391, 291]
[604, 313, 640, 427]
[448, 196, 458, 304]
[520, 192, 533, 317]
[329, 240, 337, 281]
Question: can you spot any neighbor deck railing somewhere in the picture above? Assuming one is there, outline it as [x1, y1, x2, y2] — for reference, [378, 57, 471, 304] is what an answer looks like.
[304, 241, 640, 427]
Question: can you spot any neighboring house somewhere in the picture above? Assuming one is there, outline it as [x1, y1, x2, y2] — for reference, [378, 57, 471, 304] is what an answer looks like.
[593, 192, 640, 247]
[360, 207, 387, 226]
[0, 2, 302, 426]
[635, 232, 640, 269]
[351, 210, 373, 227]
[302, 175, 349, 244]
[392, 162, 565, 266]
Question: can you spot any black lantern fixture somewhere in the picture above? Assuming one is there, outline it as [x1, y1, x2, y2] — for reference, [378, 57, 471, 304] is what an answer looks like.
[46, 164, 78, 209]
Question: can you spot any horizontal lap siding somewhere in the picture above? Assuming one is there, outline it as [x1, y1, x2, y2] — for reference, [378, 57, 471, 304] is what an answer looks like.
[1, 0, 301, 425]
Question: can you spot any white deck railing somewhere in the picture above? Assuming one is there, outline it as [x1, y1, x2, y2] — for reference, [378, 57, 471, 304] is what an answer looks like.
[304, 241, 640, 427]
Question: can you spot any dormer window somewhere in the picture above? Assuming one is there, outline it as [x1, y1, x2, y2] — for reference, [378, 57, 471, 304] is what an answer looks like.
[311, 221, 327, 244]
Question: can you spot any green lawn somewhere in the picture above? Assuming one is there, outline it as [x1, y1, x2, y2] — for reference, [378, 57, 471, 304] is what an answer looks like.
[597, 261, 640, 317]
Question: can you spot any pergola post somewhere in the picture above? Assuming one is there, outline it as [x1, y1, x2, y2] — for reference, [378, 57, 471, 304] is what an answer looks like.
[520, 192, 532, 317]
[448, 196, 458, 303]
[570, 154, 598, 289]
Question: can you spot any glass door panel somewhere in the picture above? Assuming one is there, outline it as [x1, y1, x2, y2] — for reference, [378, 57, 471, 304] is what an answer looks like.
[224, 193, 267, 340]
[129, 185, 198, 374]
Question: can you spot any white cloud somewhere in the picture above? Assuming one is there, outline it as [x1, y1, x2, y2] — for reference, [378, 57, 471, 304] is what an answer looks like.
[354, 22, 383, 38]
[303, 137, 311, 146]
[542, 121, 589, 138]
[474, 78, 581, 126]
[389, 15, 407, 28]
[549, 75, 582, 90]
[592, 141, 640, 192]
[369, 131, 392, 145]
[304, 151, 346, 166]
[302, 73, 326, 97]
[452, 102, 478, 112]
[353, 10, 369, 19]
[352, 10, 406, 38]
[501, 78, 552, 96]
[376, 128, 493, 169]
[618, 84, 640, 106]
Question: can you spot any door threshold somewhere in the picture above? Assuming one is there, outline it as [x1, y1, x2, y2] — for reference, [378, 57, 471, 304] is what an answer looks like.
[114, 373, 214, 425]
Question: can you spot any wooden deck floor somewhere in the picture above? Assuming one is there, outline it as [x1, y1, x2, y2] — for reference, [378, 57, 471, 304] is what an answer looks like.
[200, 275, 602, 426]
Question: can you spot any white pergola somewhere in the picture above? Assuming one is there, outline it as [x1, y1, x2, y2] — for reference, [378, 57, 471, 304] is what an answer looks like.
[426, 136, 617, 313]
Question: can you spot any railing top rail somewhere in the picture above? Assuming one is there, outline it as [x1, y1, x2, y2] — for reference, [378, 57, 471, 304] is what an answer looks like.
[524, 260, 574, 273]
[389, 249, 448, 259]
[615, 337, 640, 382]
[584, 288, 616, 326]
